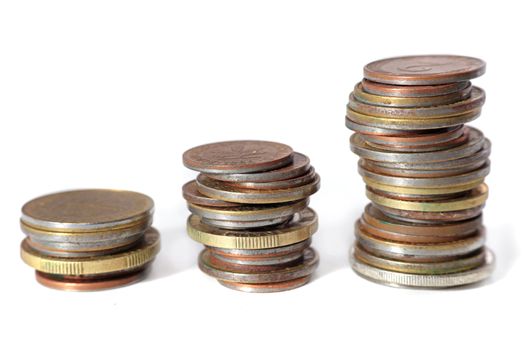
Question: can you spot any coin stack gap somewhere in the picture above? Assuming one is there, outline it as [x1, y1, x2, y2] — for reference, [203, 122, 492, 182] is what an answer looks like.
[182, 140, 320, 292]
[345, 55, 494, 288]
[20, 189, 161, 291]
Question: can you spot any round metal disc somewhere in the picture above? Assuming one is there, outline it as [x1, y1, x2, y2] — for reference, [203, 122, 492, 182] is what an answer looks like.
[183, 140, 293, 174]
[363, 55, 486, 85]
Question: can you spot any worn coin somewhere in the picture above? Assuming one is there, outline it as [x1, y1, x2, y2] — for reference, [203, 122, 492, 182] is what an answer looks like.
[363, 55, 486, 85]
[183, 140, 293, 174]
[182, 181, 239, 208]
[361, 79, 470, 97]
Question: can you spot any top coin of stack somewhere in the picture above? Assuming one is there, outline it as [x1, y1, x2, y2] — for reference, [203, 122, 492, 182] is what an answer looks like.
[345, 55, 494, 288]
[20, 189, 161, 291]
[182, 140, 320, 292]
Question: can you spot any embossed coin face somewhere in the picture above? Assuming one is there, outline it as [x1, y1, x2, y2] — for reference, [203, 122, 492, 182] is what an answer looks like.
[183, 140, 294, 174]
[21, 189, 154, 231]
[364, 55, 486, 85]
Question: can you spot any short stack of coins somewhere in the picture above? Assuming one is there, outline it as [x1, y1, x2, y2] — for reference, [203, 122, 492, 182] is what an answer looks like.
[182, 140, 320, 292]
[345, 55, 494, 288]
[20, 189, 161, 291]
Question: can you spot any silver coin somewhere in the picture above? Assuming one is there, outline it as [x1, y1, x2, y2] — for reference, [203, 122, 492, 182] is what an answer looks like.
[201, 215, 292, 229]
[350, 248, 494, 288]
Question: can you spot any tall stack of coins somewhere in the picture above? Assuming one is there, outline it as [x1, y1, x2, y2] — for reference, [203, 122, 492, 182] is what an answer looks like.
[20, 189, 161, 291]
[345, 55, 494, 288]
[182, 140, 320, 292]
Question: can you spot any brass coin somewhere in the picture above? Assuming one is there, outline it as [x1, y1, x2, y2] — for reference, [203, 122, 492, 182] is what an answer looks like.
[183, 140, 293, 174]
[20, 228, 161, 275]
[186, 208, 318, 249]
[346, 108, 481, 130]
[207, 152, 311, 183]
[361, 79, 470, 97]
[21, 189, 154, 232]
[363, 55, 486, 85]
[366, 183, 488, 212]
[348, 86, 485, 119]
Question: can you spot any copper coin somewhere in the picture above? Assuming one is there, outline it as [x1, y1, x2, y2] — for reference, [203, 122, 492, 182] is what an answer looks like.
[218, 276, 311, 293]
[182, 180, 240, 208]
[183, 140, 294, 174]
[207, 152, 311, 183]
[34, 266, 149, 291]
[361, 79, 470, 97]
[363, 55, 486, 85]
[360, 126, 465, 148]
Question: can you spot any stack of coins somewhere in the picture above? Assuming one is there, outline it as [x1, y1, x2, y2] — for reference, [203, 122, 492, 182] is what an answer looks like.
[182, 140, 320, 292]
[20, 189, 161, 291]
[345, 55, 494, 288]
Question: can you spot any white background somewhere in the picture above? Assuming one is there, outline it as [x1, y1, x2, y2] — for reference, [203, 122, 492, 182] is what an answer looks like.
[0, 1, 523, 349]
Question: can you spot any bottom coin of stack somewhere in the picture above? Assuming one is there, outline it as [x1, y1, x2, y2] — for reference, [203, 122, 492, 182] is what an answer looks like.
[19, 189, 161, 291]
[183, 140, 320, 292]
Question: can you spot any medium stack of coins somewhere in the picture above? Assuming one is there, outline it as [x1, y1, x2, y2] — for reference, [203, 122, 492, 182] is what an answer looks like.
[182, 140, 320, 292]
[345, 55, 494, 288]
[20, 189, 161, 291]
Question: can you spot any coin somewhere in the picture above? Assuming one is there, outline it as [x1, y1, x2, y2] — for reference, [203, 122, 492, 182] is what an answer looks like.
[223, 167, 317, 190]
[361, 79, 470, 97]
[186, 208, 318, 249]
[21, 189, 154, 232]
[363, 55, 486, 85]
[195, 173, 320, 204]
[353, 82, 472, 107]
[182, 140, 294, 174]
[207, 152, 311, 183]
[21, 228, 161, 275]
[218, 276, 312, 292]
[350, 248, 494, 288]
[182, 180, 240, 208]
[376, 204, 484, 223]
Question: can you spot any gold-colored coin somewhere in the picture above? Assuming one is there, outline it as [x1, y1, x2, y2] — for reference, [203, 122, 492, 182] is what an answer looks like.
[362, 176, 484, 195]
[20, 228, 160, 275]
[366, 183, 488, 212]
[187, 208, 318, 249]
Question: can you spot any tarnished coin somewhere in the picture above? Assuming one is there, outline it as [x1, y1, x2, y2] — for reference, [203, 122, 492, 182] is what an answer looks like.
[376, 204, 484, 223]
[360, 126, 465, 148]
[182, 140, 293, 174]
[363, 55, 486, 85]
[361, 79, 470, 97]
[353, 82, 472, 108]
[348, 86, 485, 119]
[196, 173, 320, 204]
[207, 152, 311, 183]
[182, 180, 239, 208]
[224, 167, 317, 190]
[21, 189, 154, 232]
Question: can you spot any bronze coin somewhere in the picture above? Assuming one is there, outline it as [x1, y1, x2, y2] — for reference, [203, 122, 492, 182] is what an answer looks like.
[21, 189, 154, 232]
[363, 55, 486, 85]
[218, 276, 311, 293]
[207, 152, 311, 183]
[182, 180, 240, 208]
[183, 140, 294, 174]
[34, 266, 149, 291]
[361, 79, 470, 97]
